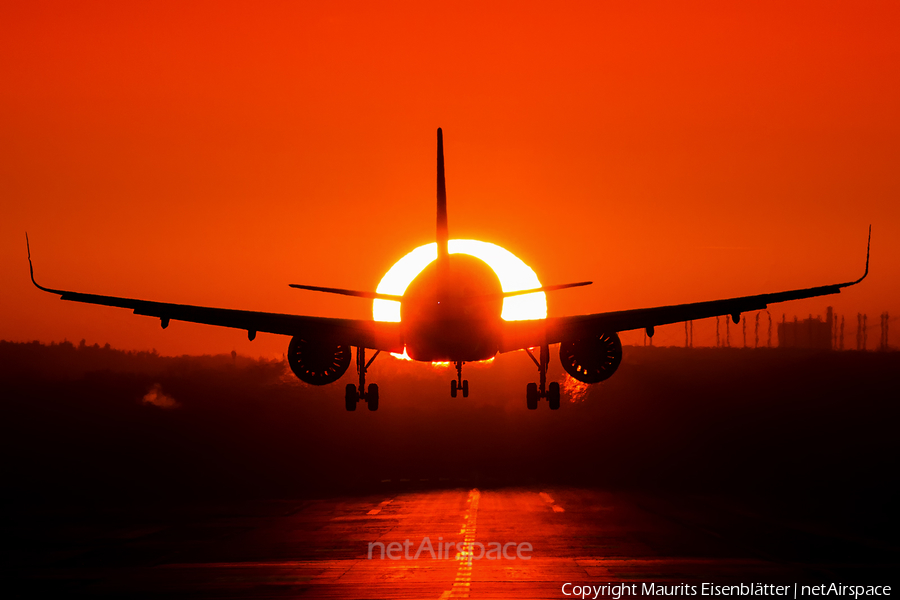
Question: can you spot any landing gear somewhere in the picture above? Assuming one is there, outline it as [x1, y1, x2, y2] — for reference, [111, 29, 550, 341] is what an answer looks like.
[450, 379, 469, 398]
[524, 345, 561, 410]
[450, 361, 468, 398]
[346, 347, 380, 411]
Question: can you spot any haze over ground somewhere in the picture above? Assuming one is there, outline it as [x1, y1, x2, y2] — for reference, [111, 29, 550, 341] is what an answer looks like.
[3, 340, 895, 501]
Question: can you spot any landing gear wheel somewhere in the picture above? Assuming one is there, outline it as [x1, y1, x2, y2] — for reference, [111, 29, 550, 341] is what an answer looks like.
[525, 344, 554, 411]
[548, 381, 561, 410]
[345, 383, 358, 411]
[452, 361, 466, 398]
[350, 346, 380, 412]
[526, 382, 539, 410]
[366, 383, 379, 411]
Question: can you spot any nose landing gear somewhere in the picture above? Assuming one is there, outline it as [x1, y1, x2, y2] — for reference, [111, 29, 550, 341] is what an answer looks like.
[524, 344, 561, 410]
[345, 347, 380, 411]
[450, 361, 469, 398]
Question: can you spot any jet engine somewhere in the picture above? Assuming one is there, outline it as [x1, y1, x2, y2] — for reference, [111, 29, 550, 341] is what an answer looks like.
[286, 336, 352, 385]
[559, 332, 623, 383]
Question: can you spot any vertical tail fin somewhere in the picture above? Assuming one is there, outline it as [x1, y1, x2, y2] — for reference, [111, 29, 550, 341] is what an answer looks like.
[436, 128, 449, 262]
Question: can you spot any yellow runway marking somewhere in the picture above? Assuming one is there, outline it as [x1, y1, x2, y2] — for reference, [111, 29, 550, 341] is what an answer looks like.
[366, 498, 393, 515]
[442, 488, 480, 599]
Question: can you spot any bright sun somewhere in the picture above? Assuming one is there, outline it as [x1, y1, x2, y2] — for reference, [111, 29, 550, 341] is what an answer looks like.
[373, 240, 547, 323]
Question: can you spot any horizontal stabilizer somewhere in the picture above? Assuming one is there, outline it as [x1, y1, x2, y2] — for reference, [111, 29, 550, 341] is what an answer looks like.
[288, 284, 403, 302]
[289, 281, 591, 303]
[500, 281, 592, 298]
[469, 281, 592, 303]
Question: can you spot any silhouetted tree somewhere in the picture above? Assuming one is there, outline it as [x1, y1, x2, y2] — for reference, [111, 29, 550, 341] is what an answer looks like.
[716, 316, 720, 348]
[754, 312, 760, 348]
[742, 315, 747, 348]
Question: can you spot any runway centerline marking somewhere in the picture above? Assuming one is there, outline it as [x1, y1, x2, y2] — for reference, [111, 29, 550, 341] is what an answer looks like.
[442, 488, 480, 599]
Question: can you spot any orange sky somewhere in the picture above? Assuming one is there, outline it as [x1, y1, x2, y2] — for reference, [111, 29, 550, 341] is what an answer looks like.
[2, 1, 898, 356]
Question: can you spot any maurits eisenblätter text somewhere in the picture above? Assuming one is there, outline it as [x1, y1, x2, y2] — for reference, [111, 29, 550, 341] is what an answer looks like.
[561, 583, 891, 599]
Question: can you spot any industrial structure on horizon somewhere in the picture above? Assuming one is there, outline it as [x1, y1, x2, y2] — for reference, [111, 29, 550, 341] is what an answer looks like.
[778, 307, 836, 350]
[671, 307, 890, 351]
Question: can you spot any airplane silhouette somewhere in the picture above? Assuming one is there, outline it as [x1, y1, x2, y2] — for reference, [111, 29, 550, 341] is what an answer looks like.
[28, 128, 870, 411]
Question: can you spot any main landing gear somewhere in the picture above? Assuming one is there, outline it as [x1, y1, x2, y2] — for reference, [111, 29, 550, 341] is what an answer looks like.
[450, 361, 469, 398]
[345, 347, 380, 411]
[524, 345, 560, 410]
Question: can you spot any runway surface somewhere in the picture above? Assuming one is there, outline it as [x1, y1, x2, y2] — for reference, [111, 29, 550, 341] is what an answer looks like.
[12, 486, 894, 598]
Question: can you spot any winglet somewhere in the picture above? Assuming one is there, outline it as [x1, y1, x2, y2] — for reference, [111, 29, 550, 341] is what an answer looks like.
[863, 224, 871, 280]
[26, 233, 62, 294]
[840, 225, 871, 288]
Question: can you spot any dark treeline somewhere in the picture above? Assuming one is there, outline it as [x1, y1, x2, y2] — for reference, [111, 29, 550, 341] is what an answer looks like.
[1, 340, 896, 518]
[0, 339, 268, 379]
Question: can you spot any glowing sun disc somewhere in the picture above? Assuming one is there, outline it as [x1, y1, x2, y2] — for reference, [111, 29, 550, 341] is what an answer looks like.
[373, 240, 547, 323]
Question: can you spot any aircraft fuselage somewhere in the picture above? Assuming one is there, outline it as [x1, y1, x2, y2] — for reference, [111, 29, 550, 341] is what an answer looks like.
[401, 253, 504, 361]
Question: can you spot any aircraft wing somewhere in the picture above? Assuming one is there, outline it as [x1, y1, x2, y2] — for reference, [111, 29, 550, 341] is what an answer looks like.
[27, 240, 403, 353]
[500, 228, 870, 352]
